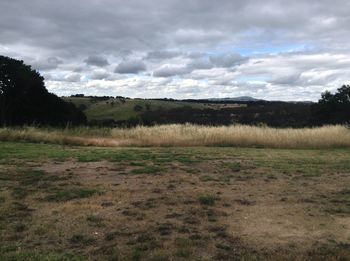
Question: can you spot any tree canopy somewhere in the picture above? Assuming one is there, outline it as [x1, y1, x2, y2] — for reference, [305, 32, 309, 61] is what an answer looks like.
[312, 85, 350, 125]
[0, 55, 86, 126]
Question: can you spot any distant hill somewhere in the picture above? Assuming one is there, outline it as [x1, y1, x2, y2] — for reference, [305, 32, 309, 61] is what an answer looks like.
[208, 96, 264, 102]
[63, 96, 215, 122]
[63, 95, 313, 127]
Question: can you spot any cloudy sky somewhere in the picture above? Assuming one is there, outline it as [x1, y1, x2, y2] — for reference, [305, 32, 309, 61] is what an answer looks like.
[1, 0, 350, 100]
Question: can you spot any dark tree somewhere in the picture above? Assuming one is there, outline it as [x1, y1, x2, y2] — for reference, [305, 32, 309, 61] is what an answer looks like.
[311, 85, 350, 125]
[0, 55, 87, 126]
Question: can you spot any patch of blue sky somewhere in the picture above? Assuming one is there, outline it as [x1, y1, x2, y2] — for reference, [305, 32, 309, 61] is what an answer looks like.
[234, 44, 312, 56]
[237, 76, 270, 83]
[205, 42, 315, 57]
[81, 75, 90, 81]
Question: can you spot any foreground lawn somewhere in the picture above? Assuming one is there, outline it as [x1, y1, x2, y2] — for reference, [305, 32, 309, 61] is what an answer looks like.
[0, 142, 349, 260]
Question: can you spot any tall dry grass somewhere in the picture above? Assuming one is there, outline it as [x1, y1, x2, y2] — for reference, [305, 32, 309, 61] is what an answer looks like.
[0, 124, 349, 148]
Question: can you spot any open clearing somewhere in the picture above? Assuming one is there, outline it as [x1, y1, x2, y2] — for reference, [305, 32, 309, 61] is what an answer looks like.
[0, 142, 350, 260]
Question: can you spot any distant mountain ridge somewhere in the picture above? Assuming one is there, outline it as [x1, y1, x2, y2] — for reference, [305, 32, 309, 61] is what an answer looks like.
[208, 96, 264, 102]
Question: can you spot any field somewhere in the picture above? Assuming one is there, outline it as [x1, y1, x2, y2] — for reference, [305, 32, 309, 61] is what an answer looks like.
[1, 141, 350, 260]
[63, 97, 232, 122]
[1, 125, 350, 148]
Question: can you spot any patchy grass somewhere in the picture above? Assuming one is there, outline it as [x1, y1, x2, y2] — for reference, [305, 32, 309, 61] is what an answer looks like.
[0, 251, 84, 261]
[130, 166, 163, 175]
[198, 195, 217, 206]
[0, 141, 350, 260]
[69, 234, 96, 246]
[322, 189, 350, 215]
[45, 188, 101, 202]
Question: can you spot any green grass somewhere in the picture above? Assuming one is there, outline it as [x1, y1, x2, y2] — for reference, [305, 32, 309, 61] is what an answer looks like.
[327, 189, 350, 214]
[0, 251, 84, 261]
[198, 195, 217, 206]
[64, 97, 209, 121]
[45, 188, 101, 202]
[1, 142, 350, 178]
[130, 166, 163, 175]
[224, 162, 241, 172]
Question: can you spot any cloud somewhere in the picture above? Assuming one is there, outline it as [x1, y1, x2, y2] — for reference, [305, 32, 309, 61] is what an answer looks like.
[153, 64, 189, 77]
[30, 57, 62, 71]
[90, 69, 110, 80]
[114, 60, 146, 74]
[64, 73, 81, 82]
[146, 50, 182, 60]
[1, 0, 350, 100]
[209, 53, 248, 68]
[85, 55, 109, 67]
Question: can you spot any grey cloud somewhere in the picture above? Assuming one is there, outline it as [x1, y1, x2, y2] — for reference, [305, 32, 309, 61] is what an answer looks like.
[64, 73, 81, 82]
[187, 58, 213, 70]
[30, 57, 62, 71]
[85, 55, 109, 67]
[2, 0, 349, 57]
[115, 60, 146, 74]
[1, 0, 350, 100]
[209, 53, 248, 68]
[153, 64, 190, 77]
[146, 50, 182, 60]
[270, 73, 301, 85]
[91, 71, 110, 80]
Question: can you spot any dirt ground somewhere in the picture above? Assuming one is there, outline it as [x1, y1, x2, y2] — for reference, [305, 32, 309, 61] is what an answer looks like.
[0, 144, 350, 260]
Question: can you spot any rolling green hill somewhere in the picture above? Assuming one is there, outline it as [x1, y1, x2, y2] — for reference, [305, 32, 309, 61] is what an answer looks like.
[63, 96, 230, 122]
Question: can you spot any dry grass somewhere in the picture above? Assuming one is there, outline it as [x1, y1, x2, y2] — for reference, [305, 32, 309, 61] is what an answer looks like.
[1, 144, 350, 260]
[0, 124, 350, 148]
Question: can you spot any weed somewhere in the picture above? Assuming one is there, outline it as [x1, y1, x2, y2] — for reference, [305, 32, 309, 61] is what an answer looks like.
[130, 166, 162, 175]
[11, 187, 28, 199]
[216, 243, 231, 251]
[175, 238, 193, 258]
[198, 195, 217, 206]
[69, 234, 95, 245]
[200, 175, 218, 182]
[225, 162, 241, 172]
[86, 215, 104, 227]
[157, 222, 174, 236]
[131, 249, 142, 261]
[14, 223, 27, 233]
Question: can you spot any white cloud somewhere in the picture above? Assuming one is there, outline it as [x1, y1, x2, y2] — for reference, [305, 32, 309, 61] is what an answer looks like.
[2, 0, 350, 100]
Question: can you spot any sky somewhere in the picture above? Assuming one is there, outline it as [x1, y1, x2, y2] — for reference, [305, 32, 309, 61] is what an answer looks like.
[1, 0, 350, 101]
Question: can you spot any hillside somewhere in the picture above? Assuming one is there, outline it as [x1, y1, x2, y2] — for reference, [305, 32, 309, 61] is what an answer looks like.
[63, 96, 244, 122]
[63, 96, 313, 127]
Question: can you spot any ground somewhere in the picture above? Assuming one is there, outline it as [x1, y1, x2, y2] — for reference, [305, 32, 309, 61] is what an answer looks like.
[0, 142, 349, 260]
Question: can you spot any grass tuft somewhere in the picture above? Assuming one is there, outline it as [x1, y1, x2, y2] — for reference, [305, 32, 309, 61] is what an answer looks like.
[45, 188, 100, 202]
[198, 195, 217, 206]
[130, 166, 163, 175]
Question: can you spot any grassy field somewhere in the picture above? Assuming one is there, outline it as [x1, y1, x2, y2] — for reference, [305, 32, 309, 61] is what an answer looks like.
[0, 141, 349, 260]
[1, 125, 350, 148]
[63, 97, 229, 121]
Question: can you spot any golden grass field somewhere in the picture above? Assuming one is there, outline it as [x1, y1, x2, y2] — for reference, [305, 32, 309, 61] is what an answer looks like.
[0, 124, 350, 148]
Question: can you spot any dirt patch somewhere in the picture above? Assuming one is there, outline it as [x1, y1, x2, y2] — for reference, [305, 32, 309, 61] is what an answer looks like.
[1, 152, 350, 260]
